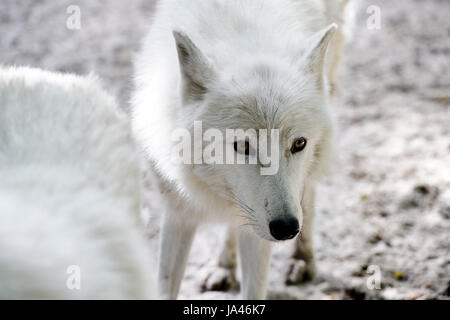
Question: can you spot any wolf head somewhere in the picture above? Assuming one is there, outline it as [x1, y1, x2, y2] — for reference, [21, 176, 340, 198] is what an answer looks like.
[173, 24, 336, 241]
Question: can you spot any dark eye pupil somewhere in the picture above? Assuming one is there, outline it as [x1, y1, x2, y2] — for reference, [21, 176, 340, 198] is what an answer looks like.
[234, 141, 249, 155]
[291, 138, 307, 154]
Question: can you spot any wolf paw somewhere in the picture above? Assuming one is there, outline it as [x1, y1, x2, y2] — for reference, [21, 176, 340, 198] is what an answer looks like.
[200, 267, 238, 292]
[285, 259, 316, 285]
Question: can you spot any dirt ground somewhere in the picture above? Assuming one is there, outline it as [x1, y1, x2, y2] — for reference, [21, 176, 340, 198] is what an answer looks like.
[1, 0, 449, 299]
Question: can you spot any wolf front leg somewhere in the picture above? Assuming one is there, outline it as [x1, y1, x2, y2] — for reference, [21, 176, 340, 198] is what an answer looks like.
[286, 183, 317, 284]
[238, 230, 272, 299]
[201, 227, 239, 292]
[158, 209, 197, 299]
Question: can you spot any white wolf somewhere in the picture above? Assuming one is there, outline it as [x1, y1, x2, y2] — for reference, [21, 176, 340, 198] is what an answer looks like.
[132, 0, 351, 299]
[0, 67, 154, 299]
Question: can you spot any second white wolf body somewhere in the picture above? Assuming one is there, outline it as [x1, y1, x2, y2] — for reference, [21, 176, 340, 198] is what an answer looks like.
[0, 67, 155, 299]
[132, 0, 349, 299]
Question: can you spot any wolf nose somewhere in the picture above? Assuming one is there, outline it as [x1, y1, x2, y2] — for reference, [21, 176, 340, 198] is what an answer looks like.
[269, 216, 299, 240]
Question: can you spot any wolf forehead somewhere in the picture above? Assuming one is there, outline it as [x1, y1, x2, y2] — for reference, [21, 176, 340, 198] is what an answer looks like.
[202, 63, 330, 137]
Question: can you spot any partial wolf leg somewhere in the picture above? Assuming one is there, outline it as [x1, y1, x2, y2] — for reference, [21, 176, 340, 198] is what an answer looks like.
[201, 227, 238, 292]
[158, 208, 197, 299]
[239, 230, 272, 299]
[286, 183, 317, 284]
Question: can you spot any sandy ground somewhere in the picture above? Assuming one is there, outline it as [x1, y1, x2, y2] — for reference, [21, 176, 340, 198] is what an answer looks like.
[1, 0, 449, 299]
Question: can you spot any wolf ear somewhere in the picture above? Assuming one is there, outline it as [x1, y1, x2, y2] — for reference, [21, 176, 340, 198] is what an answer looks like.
[173, 31, 215, 101]
[303, 23, 338, 88]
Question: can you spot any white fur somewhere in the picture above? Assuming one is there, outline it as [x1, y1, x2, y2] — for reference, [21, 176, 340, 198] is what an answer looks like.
[132, 0, 349, 299]
[0, 67, 155, 299]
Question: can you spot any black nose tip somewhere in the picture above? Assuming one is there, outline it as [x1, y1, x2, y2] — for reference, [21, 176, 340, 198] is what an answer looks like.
[269, 216, 299, 240]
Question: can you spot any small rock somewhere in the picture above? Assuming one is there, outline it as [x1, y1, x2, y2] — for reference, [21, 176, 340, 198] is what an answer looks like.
[439, 206, 450, 219]
[351, 264, 369, 277]
[379, 211, 390, 217]
[350, 171, 367, 180]
[414, 185, 430, 195]
[344, 287, 366, 300]
[402, 221, 415, 230]
[399, 184, 440, 210]
[434, 95, 449, 104]
[409, 294, 423, 300]
[393, 271, 406, 281]
[368, 233, 383, 244]
[444, 281, 450, 297]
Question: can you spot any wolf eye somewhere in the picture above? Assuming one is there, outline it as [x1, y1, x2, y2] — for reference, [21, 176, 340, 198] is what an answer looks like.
[234, 141, 249, 155]
[291, 137, 307, 154]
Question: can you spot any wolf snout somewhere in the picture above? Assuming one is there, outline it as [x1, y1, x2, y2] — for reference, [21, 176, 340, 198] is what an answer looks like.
[269, 216, 299, 241]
